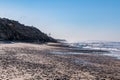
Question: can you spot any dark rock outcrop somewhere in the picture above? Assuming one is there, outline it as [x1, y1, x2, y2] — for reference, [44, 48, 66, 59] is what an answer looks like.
[0, 18, 56, 43]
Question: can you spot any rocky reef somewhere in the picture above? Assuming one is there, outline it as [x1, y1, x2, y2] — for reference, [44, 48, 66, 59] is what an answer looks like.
[0, 18, 56, 43]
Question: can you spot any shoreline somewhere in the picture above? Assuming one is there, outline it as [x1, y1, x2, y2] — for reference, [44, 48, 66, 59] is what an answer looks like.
[0, 42, 120, 80]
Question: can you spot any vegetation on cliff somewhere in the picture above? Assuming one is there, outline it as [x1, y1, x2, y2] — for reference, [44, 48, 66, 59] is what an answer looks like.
[0, 18, 56, 43]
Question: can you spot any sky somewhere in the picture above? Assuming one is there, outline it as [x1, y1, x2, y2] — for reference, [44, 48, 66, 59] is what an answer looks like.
[0, 0, 120, 42]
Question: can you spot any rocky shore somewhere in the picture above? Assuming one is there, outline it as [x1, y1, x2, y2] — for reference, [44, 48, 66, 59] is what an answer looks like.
[0, 42, 120, 80]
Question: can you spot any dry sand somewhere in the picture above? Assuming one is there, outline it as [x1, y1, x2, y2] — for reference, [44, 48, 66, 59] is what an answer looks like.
[0, 42, 120, 80]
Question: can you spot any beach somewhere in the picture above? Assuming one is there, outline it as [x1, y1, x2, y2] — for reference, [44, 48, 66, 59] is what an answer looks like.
[0, 42, 120, 80]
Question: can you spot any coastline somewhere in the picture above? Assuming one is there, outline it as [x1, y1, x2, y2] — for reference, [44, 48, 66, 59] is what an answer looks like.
[0, 42, 120, 80]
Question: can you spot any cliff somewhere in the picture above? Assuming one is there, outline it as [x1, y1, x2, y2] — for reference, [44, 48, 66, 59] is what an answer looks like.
[0, 18, 56, 43]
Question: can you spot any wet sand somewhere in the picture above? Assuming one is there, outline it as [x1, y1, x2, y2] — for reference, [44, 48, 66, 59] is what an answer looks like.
[0, 42, 120, 80]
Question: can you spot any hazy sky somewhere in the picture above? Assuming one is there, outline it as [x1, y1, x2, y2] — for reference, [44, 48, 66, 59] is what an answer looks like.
[0, 0, 120, 42]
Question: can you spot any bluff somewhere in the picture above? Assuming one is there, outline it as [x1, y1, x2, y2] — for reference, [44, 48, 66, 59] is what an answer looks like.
[0, 18, 56, 43]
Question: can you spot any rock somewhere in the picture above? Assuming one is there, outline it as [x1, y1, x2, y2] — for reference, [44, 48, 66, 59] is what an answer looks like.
[0, 18, 56, 43]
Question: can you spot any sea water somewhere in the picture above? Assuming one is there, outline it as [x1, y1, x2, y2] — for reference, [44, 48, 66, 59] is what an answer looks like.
[70, 41, 120, 59]
[51, 41, 120, 59]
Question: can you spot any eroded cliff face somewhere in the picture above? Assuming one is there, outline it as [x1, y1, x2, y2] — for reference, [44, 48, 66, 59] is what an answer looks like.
[0, 18, 56, 42]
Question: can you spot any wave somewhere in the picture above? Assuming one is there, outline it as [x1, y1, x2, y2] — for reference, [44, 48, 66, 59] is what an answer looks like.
[70, 41, 120, 51]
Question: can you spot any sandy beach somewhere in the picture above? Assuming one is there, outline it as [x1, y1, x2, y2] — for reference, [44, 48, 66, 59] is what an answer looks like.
[0, 42, 120, 80]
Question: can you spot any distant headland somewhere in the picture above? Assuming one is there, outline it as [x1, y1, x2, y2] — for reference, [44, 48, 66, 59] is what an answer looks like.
[0, 18, 56, 43]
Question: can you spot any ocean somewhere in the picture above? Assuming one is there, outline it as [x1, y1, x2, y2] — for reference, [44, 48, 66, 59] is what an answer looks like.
[70, 41, 120, 59]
